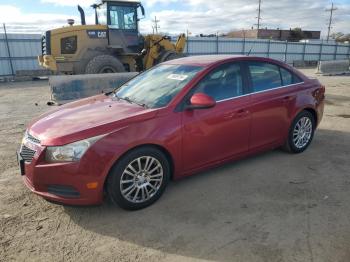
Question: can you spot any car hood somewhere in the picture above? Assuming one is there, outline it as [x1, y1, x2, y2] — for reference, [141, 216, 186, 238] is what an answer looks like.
[28, 94, 157, 146]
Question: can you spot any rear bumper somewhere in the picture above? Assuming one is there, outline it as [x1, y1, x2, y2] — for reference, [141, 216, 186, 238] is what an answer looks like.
[316, 99, 325, 127]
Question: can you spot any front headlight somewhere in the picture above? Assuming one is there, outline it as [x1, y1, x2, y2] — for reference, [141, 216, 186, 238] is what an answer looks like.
[46, 135, 103, 163]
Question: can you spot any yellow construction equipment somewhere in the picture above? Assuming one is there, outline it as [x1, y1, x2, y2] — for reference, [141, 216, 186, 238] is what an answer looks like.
[38, 0, 186, 75]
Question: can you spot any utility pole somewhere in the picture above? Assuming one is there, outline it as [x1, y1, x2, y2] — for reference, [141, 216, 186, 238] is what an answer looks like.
[326, 2, 337, 42]
[152, 16, 160, 34]
[256, 0, 262, 30]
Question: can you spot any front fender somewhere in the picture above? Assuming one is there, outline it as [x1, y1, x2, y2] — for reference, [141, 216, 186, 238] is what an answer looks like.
[96, 113, 182, 181]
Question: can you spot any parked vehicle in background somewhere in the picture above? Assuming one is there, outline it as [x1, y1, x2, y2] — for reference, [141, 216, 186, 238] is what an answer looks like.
[38, 0, 186, 75]
[18, 55, 325, 210]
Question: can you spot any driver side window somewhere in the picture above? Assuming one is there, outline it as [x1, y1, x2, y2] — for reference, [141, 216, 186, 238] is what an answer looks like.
[109, 6, 136, 30]
[194, 63, 243, 102]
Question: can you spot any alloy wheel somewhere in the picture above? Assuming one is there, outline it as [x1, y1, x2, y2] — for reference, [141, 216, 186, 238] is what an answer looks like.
[293, 116, 313, 149]
[119, 156, 164, 203]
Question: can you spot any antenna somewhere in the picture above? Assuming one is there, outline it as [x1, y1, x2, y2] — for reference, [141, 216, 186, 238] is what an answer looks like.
[152, 16, 160, 34]
[247, 46, 253, 56]
[326, 2, 337, 42]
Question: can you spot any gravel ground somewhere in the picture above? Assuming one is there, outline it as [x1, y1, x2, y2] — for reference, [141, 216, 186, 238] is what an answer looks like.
[0, 69, 350, 262]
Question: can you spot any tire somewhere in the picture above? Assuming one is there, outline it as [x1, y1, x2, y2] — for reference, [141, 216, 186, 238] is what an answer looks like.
[157, 51, 185, 64]
[283, 110, 315, 154]
[85, 55, 125, 74]
[106, 146, 170, 210]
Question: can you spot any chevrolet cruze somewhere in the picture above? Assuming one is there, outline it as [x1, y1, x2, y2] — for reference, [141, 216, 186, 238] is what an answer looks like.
[18, 55, 325, 210]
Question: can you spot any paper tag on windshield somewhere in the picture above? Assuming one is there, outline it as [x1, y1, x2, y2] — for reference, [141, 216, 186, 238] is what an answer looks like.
[167, 74, 188, 81]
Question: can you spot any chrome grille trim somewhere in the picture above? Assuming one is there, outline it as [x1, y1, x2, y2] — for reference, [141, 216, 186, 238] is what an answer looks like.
[27, 133, 41, 144]
[42, 34, 46, 55]
[41, 31, 51, 55]
[20, 145, 36, 163]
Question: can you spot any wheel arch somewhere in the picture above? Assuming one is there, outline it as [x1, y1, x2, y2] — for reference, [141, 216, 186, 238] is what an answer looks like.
[103, 143, 175, 193]
[303, 107, 318, 124]
[293, 107, 318, 125]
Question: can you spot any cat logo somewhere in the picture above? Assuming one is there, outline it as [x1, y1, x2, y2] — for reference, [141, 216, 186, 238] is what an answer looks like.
[87, 30, 107, 39]
[98, 31, 107, 38]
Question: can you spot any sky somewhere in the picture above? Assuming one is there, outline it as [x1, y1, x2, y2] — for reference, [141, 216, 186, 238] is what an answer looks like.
[0, 0, 349, 37]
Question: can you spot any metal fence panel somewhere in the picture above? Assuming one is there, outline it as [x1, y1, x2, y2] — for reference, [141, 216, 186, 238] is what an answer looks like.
[1, 32, 350, 76]
[0, 60, 11, 76]
[0, 32, 41, 76]
[218, 38, 243, 54]
[184, 37, 350, 65]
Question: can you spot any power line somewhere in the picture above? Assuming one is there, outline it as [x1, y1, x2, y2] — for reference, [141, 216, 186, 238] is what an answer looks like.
[255, 0, 262, 30]
[326, 2, 337, 42]
[152, 16, 160, 34]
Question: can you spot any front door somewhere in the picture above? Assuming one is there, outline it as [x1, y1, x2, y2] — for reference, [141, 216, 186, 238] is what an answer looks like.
[181, 63, 251, 172]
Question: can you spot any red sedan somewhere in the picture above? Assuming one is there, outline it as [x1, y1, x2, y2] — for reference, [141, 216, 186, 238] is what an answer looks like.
[18, 55, 325, 210]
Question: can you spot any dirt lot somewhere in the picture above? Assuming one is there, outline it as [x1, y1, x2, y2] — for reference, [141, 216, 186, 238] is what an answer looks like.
[0, 69, 350, 262]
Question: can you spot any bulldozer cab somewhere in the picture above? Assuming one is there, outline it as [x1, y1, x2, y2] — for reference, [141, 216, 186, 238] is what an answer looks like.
[93, 0, 145, 53]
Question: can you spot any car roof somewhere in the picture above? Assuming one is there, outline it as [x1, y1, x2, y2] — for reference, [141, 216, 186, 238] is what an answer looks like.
[163, 55, 284, 68]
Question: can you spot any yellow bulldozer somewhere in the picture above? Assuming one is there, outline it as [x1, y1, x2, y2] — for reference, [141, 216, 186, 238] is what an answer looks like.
[38, 0, 186, 75]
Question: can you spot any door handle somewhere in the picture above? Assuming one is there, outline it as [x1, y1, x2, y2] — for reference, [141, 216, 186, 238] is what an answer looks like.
[236, 109, 249, 117]
[223, 109, 249, 119]
[233, 109, 249, 118]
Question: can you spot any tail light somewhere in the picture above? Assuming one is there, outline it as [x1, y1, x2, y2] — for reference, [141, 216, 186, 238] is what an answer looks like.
[313, 85, 325, 101]
[319, 85, 325, 100]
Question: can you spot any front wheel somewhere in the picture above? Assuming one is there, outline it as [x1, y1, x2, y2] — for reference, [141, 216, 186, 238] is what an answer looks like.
[106, 147, 170, 210]
[283, 110, 315, 153]
[85, 55, 125, 74]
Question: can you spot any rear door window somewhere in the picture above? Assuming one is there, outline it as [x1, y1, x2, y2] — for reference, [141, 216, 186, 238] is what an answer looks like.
[248, 62, 282, 92]
[280, 67, 303, 86]
[194, 63, 243, 102]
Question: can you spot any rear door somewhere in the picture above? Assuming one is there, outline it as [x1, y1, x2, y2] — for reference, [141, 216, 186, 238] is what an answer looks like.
[181, 62, 251, 171]
[245, 61, 303, 150]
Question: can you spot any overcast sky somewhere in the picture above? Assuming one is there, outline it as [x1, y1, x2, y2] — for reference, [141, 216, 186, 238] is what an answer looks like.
[0, 0, 349, 37]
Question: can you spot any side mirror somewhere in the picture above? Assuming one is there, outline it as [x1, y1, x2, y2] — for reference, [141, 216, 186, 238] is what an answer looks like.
[187, 93, 216, 110]
[140, 5, 145, 17]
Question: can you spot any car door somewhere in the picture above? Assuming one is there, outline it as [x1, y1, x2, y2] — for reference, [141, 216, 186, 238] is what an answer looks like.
[245, 61, 303, 150]
[181, 63, 251, 172]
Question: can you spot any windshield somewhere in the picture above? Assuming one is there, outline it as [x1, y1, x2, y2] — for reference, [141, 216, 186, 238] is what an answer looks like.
[109, 5, 137, 30]
[115, 64, 203, 108]
[96, 4, 107, 25]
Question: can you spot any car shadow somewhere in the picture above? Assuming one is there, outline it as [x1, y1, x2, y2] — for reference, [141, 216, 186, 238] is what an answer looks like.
[64, 128, 350, 261]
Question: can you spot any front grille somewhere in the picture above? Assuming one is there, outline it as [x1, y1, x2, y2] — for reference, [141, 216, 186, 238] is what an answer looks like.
[20, 145, 36, 163]
[27, 133, 41, 144]
[42, 31, 51, 55]
[42, 35, 46, 55]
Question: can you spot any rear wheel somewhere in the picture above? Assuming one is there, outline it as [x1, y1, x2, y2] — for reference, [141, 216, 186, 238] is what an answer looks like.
[85, 55, 125, 74]
[283, 110, 315, 153]
[106, 147, 170, 210]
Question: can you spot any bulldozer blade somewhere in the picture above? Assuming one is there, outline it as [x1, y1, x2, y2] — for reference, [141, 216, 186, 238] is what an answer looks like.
[49, 72, 138, 105]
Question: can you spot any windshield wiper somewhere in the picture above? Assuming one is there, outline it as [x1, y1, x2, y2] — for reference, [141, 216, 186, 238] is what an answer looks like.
[115, 94, 148, 108]
[120, 96, 133, 104]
